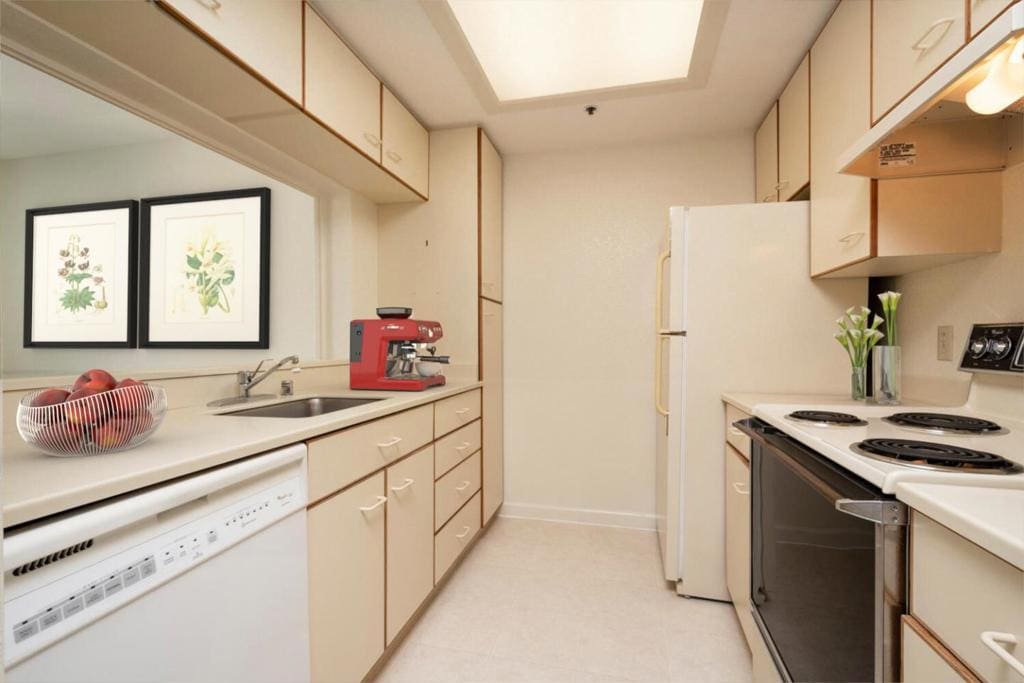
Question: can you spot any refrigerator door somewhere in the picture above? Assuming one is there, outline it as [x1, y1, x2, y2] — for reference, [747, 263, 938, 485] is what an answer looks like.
[666, 206, 688, 333]
[656, 333, 686, 581]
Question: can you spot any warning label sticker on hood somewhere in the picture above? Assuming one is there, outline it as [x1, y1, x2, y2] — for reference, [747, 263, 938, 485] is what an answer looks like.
[879, 142, 916, 167]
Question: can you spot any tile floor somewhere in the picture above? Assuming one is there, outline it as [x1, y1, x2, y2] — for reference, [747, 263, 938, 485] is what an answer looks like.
[373, 517, 752, 683]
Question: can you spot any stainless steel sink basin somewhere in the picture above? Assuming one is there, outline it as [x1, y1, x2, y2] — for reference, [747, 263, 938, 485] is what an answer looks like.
[220, 396, 383, 418]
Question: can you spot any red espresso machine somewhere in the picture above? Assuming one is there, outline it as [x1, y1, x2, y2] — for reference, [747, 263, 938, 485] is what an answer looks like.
[350, 308, 450, 390]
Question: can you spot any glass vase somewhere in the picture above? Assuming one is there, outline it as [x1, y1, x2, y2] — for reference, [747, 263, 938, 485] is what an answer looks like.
[872, 345, 902, 405]
[851, 366, 867, 401]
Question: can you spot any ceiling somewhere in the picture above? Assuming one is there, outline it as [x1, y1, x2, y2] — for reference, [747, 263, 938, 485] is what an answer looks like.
[0, 55, 173, 161]
[313, 0, 838, 155]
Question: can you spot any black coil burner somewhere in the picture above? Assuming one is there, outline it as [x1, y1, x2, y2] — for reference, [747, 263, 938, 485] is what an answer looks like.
[786, 410, 867, 427]
[883, 412, 1005, 435]
[851, 438, 1022, 473]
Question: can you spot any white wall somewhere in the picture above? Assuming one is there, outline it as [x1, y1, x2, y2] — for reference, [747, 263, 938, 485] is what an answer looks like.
[503, 135, 754, 526]
[1, 137, 375, 377]
[883, 163, 1024, 403]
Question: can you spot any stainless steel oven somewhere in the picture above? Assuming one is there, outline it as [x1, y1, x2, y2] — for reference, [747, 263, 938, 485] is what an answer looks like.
[737, 419, 907, 683]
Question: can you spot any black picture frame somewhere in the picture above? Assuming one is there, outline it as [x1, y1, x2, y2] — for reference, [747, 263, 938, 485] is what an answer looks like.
[23, 200, 139, 348]
[139, 187, 271, 349]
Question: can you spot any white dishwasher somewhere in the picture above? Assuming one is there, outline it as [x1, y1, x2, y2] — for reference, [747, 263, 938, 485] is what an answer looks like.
[3, 444, 310, 683]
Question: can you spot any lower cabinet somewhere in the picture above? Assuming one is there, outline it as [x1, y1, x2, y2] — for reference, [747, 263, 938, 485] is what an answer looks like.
[308, 472, 386, 683]
[481, 298, 504, 524]
[436, 491, 482, 581]
[902, 615, 980, 682]
[725, 444, 751, 609]
[386, 446, 435, 645]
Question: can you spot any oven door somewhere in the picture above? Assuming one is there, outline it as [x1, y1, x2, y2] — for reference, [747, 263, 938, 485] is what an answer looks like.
[738, 419, 906, 683]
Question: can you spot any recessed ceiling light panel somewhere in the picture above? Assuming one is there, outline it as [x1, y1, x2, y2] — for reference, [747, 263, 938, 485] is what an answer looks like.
[446, 0, 704, 102]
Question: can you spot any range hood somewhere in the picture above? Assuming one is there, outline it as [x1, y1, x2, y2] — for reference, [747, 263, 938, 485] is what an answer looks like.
[839, 3, 1024, 179]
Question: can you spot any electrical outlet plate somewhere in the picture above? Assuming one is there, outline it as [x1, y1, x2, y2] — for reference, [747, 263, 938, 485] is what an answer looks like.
[937, 325, 954, 361]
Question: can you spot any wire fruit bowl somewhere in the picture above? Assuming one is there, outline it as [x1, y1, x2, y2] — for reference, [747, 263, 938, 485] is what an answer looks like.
[17, 385, 167, 457]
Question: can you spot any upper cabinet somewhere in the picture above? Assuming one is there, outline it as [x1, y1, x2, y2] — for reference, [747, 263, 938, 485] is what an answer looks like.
[304, 4, 382, 162]
[971, 0, 1017, 36]
[382, 87, 430, 197]
[871, 0, 966, 123]
[479, 130, 503, 302]
[778, 54, 810, 200]
[755, 103, 779, 203]
[160, 0, 303, 106]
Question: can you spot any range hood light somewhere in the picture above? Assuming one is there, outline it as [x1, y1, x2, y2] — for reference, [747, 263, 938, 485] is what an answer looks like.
[965, 37, 1024, 115]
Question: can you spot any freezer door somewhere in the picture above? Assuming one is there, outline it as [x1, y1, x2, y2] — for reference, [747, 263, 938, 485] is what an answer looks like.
[666, 206, 688, 333]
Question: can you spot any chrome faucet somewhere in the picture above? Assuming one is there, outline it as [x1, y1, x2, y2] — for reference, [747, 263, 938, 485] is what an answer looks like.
[238, 355, 300, 398]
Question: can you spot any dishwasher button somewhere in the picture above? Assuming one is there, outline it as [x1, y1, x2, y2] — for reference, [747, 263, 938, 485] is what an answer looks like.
[13, 620, 39, 643]
[207, 530, 218, 544]
[122, 566, 141, 588]
[39, 609, 63, 630]
[103, 576, 123, 597]
[83, 586, 104, 607]
[140, 558, 157, 579]
[62, 596, 85, 618]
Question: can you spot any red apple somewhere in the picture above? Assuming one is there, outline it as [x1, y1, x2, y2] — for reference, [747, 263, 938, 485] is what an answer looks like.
[72, 369, 117, 393]
[93, 418, 131, 450]
[113, 379, 152, 416]
[120, 411, 154, 440]
[35, 421, 84, 452]
[30, 388, 70, 408]
[65, 388, 109, 426]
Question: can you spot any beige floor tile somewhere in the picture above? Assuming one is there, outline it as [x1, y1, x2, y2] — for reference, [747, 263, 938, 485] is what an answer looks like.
[375, 643, 480, 683]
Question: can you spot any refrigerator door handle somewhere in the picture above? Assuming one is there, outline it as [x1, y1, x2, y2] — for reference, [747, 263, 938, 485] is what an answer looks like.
[655, 335, 669, 416]
[655, 249, 670, 332]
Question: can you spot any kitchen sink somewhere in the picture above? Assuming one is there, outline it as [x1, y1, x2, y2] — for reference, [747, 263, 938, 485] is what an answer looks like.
[219, 396, 383, 418]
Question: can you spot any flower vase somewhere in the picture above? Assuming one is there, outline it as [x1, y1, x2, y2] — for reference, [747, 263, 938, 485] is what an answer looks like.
[872, 345, 902, 405]
[851, 366, 867, 401]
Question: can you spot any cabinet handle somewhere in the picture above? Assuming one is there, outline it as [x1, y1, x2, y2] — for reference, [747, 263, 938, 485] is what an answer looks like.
[377, 436, 403, 449]
[732, 482, 750, 496]
[980, 631, 1024, 676]
[455, 481, 471, 493]
[911, 17, 956, 52]
[390, 478, 414, 492]
[455, 442, 471, 452]
[728, 427, 745, 437]
[359, 496, 388, 513]
[455, 408, 471, 417]
[774, 180, 789, 191]
[363, 132, 382, 147]
[193, 0, 222, 10]
[455, 526, 472, 540]
[838, 231, 865, 245]
[386, 149, 402, 163]
[761, 193, 776, 202]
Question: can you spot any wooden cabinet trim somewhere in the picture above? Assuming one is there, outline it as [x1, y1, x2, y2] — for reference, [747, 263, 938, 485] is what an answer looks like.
[902, 615, 982, 682]
[308, 441, 435, 508]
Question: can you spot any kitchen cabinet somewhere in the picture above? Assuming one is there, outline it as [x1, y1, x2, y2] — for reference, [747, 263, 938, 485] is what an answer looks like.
[435, 451, 482, 530]
[724, 444, 750, 610]
[872, 0, 965, 123]
[308, 472, 386, 683]
[902, 616, 981, 682]
[304, 3, 382, 161]
[158, 0, 303, 105]
[481, 298, 504, 525]
[777, 54, 810, 200]
[435, 491, 483, 580]
[480, 129, 503, 301]
[435, 388, 482, 437]
[971, 0, 1018, 36]
[435, 420, 482, 477]
[382, 86, 429, 197]
[755, 103, 779, 203]
[386, 445, 435, 645]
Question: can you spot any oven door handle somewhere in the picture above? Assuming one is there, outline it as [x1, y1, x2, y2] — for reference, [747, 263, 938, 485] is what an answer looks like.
[738, 419, 846, 503]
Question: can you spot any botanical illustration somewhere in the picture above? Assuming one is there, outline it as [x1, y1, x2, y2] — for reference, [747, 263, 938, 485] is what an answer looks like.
[183, 228, 236, 315]
[52, 233, 109, 318]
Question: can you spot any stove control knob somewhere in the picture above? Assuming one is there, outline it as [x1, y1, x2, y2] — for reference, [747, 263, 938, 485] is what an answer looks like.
[988, 336, 1013, 360]
[969, 338, 989, 358]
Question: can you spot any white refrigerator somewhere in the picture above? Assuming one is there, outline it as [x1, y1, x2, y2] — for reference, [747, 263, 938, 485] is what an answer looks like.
[655, 202, 866, 600]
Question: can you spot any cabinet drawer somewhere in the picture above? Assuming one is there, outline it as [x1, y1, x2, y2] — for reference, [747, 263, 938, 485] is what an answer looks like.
[902, 616, 980, 683]
[911, 512, 1024, 682]
[435, 451, 481, 531]
[382, 86, 429, 197]
[725, 403, 752, 457]
[872, 0, 965, 122]
[435, 389, 481, 437]
[435, 420, 482, 478]
[160, 0, 303, 104]
[307, 404, 433, 502]
[435, 491, 482, 581]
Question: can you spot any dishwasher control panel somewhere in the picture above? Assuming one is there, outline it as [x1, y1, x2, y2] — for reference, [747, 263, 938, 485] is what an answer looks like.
[4, 475, 304, 668]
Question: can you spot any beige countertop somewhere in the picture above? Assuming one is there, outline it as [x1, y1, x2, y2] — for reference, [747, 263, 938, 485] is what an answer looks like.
[721, 392, 860, 414]
[2, 381, 481, 528]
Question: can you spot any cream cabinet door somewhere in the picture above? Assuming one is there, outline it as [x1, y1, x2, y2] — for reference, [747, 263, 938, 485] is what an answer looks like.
[971, 0, 1017, 36]
[725, 445, 750, 610]
[755, 103, 779, 203]
[903, 616, 980, 683]
[480, 129, 503, 301]
[386, 446, 434, 645]
[810, 0, 874, 277]
[481, 299, 504, 525]
[778, 54, 809, 200]
[160, 0, 303, 105]
[308, 472, 386, 683]
[304, 4, 382, 161]
[872, 0, 965, 122]
[382, 86, 429, 197]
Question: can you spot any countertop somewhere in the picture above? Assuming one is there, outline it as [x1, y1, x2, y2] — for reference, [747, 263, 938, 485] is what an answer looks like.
[721, 392, 860, 414]
[896, 482, 1024, 570]
[2, 381, 482, 528]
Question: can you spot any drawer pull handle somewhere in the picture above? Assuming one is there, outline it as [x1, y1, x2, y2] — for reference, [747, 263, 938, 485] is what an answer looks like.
[761, 193, 775, 202]
[193, 0, 222, 10]
[363, 132, 382, 147]
[455, 441, 471, 452]
[732, 482, 750, 496]
[774, 180, 789, 191]
[911, 17, 956, 52]
[455, 481, 471, 493]
[390, 478, 415, 492]
[728, 427, 745, 437]
[386, 149, 402, 163]
[359, 496, 388, 513]
[455, 526, 471, 540]
[981, 631, 1024, 676]
[455, 408, 471, 415]
[377, 436, 403, 450]
[838, 231, 865, 245]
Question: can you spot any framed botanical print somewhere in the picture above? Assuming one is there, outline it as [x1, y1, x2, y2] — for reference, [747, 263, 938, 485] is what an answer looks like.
[23, 200, 138, 347]
[139, 187, 270, 348]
